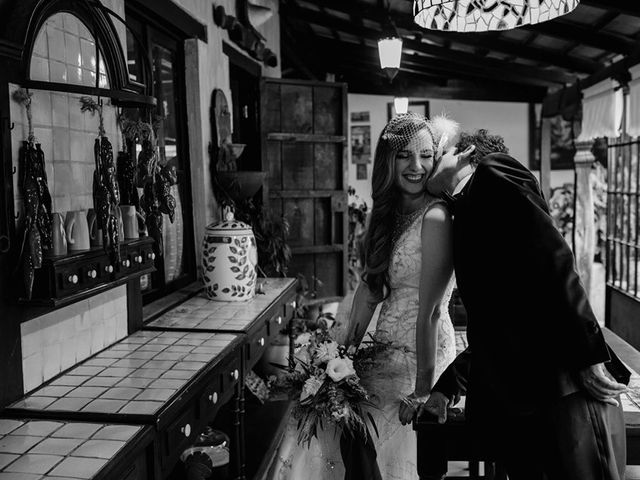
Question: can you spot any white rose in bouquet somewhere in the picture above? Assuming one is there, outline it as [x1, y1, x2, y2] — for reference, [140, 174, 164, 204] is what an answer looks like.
[314, 341, 340, 365]
[295, 332, 312, 348]
[325, 357, 356, 382]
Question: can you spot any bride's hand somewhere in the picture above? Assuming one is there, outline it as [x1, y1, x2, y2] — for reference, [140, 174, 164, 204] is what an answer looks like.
[399, 392, 429, 425]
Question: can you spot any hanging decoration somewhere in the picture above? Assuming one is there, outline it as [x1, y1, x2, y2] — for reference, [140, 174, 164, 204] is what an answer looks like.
[81, 96, 121, 266]
[414, 0, 580, 32]
[13, 88, 53, 300]
[133, 119, 177, 257]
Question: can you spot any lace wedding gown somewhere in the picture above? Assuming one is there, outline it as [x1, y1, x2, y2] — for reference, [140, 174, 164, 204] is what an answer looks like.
[269, 200, 456, 480]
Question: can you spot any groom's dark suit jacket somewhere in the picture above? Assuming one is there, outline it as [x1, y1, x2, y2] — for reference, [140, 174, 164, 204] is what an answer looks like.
[434, 153, 628, 418]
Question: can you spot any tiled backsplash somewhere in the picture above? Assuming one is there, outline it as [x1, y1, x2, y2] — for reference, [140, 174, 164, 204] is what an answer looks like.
[9, 82, 120, 218]
[31, 12, 109, 88]
[21, 286, 128, 394]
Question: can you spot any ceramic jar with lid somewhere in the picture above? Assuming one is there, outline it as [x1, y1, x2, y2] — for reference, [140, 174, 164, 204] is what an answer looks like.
[202, 207, 258, 301]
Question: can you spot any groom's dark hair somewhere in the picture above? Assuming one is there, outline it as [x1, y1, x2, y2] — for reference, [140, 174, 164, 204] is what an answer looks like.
[455, 129, 508, 165]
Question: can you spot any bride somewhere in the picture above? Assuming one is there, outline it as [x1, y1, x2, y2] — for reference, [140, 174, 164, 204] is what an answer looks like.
[269, 113, 459, 480]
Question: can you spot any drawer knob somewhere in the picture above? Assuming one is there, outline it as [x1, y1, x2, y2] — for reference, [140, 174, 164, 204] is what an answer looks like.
[148, 252, 156, 260]
[122, 259, 131, 268]
[105, 265, 114, 273]
[68, 274, 78, 284]
[136, 255, 143, 263]
[290, 300, 297, 309]
[181, 423, 191, 438]
[230, 369, 239, 381]
[258, 337, 265, 347]
[276, 316, 282, 325]
[209, 392, 218, 404]
[87, 269, 97, 279]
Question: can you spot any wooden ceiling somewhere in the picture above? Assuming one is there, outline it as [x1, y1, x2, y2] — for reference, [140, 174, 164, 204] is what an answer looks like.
[280, 0, 640, 102]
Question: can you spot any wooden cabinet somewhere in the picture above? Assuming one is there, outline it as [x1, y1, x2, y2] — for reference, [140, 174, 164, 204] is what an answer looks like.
[261, 79, 348, 299]
[25, 237, 155, 307]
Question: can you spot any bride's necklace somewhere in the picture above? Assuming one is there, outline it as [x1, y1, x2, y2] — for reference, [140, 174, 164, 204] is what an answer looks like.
[392, 207, 424, 245]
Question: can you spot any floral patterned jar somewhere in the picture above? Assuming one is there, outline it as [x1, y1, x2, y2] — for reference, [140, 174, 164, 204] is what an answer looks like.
[202, 208, 258, 301]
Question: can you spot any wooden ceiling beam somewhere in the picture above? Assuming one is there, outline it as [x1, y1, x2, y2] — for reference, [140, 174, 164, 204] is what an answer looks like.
[286, 30, 549, 90]
[283, 4, 575, 85]
[521, 20, 635, 55]
[581, 0, 640, 18]
[299, 0, 601, 74]
[343, 71, 547, 102]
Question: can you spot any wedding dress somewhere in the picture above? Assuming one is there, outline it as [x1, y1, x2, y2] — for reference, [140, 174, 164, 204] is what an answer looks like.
[269, 199, 456, 480]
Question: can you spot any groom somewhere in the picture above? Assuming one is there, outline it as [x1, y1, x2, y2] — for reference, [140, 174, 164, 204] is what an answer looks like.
[422, 129, 629, 480]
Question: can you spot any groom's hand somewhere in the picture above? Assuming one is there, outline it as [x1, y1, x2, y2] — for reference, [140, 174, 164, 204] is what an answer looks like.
[420, 391, 450, 424]
[578, 363, 627, 406]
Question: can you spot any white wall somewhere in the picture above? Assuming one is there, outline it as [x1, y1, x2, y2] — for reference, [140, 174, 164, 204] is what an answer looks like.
[347, 94, 573, 206]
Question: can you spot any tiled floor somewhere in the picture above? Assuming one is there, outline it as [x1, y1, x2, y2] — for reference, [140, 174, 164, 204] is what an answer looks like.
[9, 330, 239, 418]
[0, 419, 142, 479]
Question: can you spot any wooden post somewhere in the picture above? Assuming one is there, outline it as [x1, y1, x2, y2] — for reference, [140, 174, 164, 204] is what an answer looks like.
[540, 118, 552, 199]
[573, 140, 596, 297]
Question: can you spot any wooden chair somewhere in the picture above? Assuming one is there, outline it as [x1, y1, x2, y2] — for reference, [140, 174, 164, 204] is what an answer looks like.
[414, 406, 507, 480]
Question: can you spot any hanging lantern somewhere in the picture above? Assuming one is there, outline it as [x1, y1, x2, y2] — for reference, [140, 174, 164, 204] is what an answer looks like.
[378, 19, 402, 82]
[394, 97, 409, 114]
[414, 0, 580, 32]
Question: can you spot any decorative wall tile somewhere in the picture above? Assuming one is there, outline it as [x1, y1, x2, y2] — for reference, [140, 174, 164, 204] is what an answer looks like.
[30, 56, 49, 83]
[51, 95, 70, 127]
[21, 286, 127, 394]
[46, 27, 65, 63]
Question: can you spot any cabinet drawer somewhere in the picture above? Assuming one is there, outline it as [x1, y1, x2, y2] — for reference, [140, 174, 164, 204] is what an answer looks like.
[119, 453, 148, 480]
[219, 352, 241, 395]
[245, 323, 269, 369]
[199, 374, 223, 421]
[283, 296, 298, 322]
[163, 404, 197, 468]
[56, 266, 82, 295]
[79, 259, 102, 288]
[267, 311, 286, 339]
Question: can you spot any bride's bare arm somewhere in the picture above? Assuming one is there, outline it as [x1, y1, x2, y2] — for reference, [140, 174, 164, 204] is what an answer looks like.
[414, 203, 454, 396]
[343, 281, 380, 347]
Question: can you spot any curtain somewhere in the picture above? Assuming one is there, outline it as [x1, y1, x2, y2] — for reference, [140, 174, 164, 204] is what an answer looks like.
[578, 79, 622, 141]
[628, 64, 640, 138]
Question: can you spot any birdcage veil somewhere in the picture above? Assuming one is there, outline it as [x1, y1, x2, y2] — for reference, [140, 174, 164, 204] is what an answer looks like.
[381, 112, 433, 151]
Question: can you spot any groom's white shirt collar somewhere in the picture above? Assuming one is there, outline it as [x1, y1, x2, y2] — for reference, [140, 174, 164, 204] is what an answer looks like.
[453, 172, 473, 196]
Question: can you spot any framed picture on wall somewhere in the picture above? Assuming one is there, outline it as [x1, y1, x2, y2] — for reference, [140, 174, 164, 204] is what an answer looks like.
[356, 164, 368, 180]
[351, 111, 370, 122]
[351, 125, 371, 164]
[530, 104, 582, 170]
[387, 100, 430, 121]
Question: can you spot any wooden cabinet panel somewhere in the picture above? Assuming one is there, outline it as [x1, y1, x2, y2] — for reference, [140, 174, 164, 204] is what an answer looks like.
[313, 86, 342, 135]
[282, 143, 313, 190]
[281, 84, 312, 133]
[314, 144, 341, 190]
[262, 79, 348, 297]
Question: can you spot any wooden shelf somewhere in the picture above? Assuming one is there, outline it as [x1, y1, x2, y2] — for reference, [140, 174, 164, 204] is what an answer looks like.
[19, 237, 156, 308]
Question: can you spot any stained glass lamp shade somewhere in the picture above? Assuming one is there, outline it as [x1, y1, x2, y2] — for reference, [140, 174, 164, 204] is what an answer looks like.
[414, 0, 580, 32]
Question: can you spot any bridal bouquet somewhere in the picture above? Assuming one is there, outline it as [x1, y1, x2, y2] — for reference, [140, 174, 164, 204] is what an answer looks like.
[270, 327, 378, 447]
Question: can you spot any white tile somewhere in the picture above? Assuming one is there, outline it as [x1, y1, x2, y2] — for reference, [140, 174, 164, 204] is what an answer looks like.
[52, 94, 70, 127]
[80, 38, 96, 70]
[47, 25, 66, 62]
[64, 32, 81, 68]
[62, 13, 80, 35]
[82, 68, 96, 87]
[49, 13, 64, 30]
[22, 353, 44, 393]
[52, 127, 70, 161]
[49, 60, 67, 83]
[69, 130, 86, 162]
[52, 195, 70, 214]
[32, 30, 48, 57]
[42, 344, 62, 381]
[29, 56, 49, 82]
[30, 90, 52, 127]
[68, 64, 83, 85]
[77, 19, 93, 40]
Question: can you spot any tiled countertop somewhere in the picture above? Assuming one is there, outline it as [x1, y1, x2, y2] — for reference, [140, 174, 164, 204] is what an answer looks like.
[0, 418, 150, 479]
[6, 330, 241, 420]
[146, 278, 297, 332]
